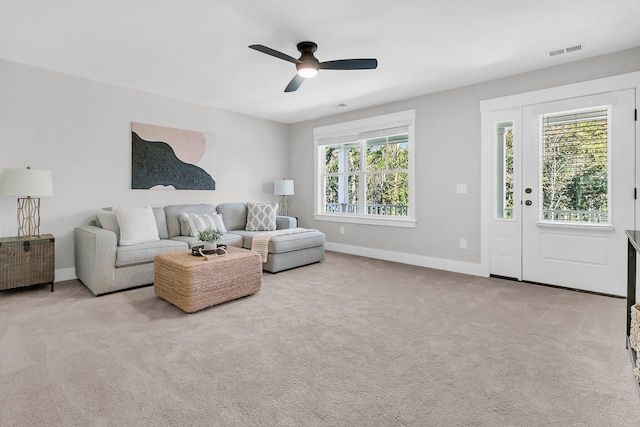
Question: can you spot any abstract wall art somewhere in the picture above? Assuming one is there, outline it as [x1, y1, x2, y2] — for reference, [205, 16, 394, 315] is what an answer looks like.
[131, 122, 216, 190]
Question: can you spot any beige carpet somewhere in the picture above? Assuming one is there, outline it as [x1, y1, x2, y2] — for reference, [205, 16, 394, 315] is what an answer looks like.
[1, 251, 638, 426]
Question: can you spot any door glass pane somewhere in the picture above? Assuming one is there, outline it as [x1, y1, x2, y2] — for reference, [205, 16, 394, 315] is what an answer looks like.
[496, 122, 514, 220]
[540, 108, 609, 223]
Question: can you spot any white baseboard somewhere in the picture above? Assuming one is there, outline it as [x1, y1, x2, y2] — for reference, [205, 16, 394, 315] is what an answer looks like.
[55, 268, 77, 282]
[325, 242, 487, 277]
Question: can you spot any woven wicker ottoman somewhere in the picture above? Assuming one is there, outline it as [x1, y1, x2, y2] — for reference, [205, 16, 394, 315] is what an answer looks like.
[154, 247, 262, 313]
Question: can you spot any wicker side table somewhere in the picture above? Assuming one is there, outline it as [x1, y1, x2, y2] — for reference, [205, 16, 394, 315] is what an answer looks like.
[154, 247, 262, 313]
[0, 234, 55, 292]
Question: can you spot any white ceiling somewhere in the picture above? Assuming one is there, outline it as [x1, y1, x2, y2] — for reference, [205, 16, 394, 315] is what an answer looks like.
[2, 0, 640, 124]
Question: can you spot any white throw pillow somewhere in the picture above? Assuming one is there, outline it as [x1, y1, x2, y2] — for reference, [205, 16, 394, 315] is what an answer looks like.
[211, 214, 227, 234]
[96, 209, 120, 243]
[115, 206, 160, 246]
[245, 202, 278, 231]
[180, 212, 227, 237]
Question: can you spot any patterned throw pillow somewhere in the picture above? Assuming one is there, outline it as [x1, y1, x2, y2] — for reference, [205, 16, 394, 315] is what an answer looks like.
[180, 212, 227, 237]
[245, 202, 278, 231]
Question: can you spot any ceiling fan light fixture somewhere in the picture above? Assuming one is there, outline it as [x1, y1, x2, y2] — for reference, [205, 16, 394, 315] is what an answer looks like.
[249, 41, 378, 92]
[297, 66, 318, 78]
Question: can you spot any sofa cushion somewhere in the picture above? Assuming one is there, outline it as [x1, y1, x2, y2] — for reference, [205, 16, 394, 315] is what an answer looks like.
[276, 216, 298, 230]
[96, 209, 120, 242]
[115, 206, 160, 246]
[245, 202, 278, 231]
[231, 229, 325, 253]
[180, 212, 227, 236]
[153, 207, 169, 239]
[170, 233, 243, 249]
[268, 231, 325, 253]
[115, 239, 187, 267]
[164, 204, 217, 238]
[216, 203, 248, 231]
[225, 230, 262, 249]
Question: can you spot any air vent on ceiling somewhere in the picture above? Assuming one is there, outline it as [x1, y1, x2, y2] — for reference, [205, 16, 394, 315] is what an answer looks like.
[549, 43, 583, 57]
[565, 44, 582, 53]
[549, 48, 565, 57]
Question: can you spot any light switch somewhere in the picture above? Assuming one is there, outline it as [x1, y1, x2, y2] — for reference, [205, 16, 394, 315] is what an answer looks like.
[456, 184, 467, 194]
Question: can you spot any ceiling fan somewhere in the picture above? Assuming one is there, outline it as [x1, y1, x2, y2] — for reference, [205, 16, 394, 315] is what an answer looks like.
[249, 41, 378, 92]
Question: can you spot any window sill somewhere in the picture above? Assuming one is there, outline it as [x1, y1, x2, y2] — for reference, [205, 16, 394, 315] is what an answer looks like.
[314, 213, 417, 228]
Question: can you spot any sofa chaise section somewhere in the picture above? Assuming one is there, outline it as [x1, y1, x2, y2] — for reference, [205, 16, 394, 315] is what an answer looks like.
[216, 203, 325, 273]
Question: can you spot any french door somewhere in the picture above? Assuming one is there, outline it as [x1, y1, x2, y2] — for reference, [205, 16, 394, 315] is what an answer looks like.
[489, 89, 635, 296]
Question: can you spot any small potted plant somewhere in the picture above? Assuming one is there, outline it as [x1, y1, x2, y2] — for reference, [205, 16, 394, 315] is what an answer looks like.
[198, 228, 223, 251]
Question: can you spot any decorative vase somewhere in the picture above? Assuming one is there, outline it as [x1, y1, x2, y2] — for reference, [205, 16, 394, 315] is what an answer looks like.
[203, 241, 217, 251]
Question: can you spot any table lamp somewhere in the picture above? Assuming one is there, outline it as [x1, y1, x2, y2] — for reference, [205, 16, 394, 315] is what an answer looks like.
[2, 167, 53, 237]
[274, 179, 294, 216]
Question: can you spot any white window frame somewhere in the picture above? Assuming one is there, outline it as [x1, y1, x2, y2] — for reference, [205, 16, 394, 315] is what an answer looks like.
[313, 110, 416, 228]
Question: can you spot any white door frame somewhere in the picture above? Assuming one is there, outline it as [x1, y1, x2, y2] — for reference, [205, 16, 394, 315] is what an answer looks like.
[480, 71, 640, 278]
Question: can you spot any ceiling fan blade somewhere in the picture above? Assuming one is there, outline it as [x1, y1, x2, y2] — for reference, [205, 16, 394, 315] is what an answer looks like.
[284, 74, 304, 92]
[249, 44, 300, 64]
[319, 59, 378, 70]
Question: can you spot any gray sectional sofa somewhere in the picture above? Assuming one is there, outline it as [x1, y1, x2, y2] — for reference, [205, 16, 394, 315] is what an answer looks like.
[74, 203, 325, 296]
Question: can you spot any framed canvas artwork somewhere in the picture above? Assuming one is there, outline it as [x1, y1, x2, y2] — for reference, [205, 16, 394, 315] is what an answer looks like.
[131, 122, 216, 190]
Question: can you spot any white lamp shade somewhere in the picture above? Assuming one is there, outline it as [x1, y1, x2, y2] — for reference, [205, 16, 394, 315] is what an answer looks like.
[2, 168, 53, 197]
[274, 179, 294, 196]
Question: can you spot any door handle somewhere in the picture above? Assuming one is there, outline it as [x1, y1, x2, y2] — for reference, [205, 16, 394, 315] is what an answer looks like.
[525, 200, 532, 206]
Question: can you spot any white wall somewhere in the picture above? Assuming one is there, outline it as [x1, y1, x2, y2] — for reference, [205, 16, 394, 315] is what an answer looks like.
[0, 59, 289, 280]
[3, 46, 640, 282]
[288, 46, 640, 275]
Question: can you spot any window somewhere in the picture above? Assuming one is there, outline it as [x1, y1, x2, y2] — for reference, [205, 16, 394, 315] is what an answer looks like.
[314, 110, 415, 227]
[539, 107, 610, 224]
[496, 122, 514, 220]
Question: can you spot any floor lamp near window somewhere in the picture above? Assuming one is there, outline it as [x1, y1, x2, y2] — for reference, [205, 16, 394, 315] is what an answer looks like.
[274, 179, 294, 216]
[2, 167, 53, 237]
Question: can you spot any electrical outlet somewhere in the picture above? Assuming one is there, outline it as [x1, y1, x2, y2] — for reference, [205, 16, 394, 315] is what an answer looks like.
[340, 226, 345, 235]
[460, 239, 467, 250]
